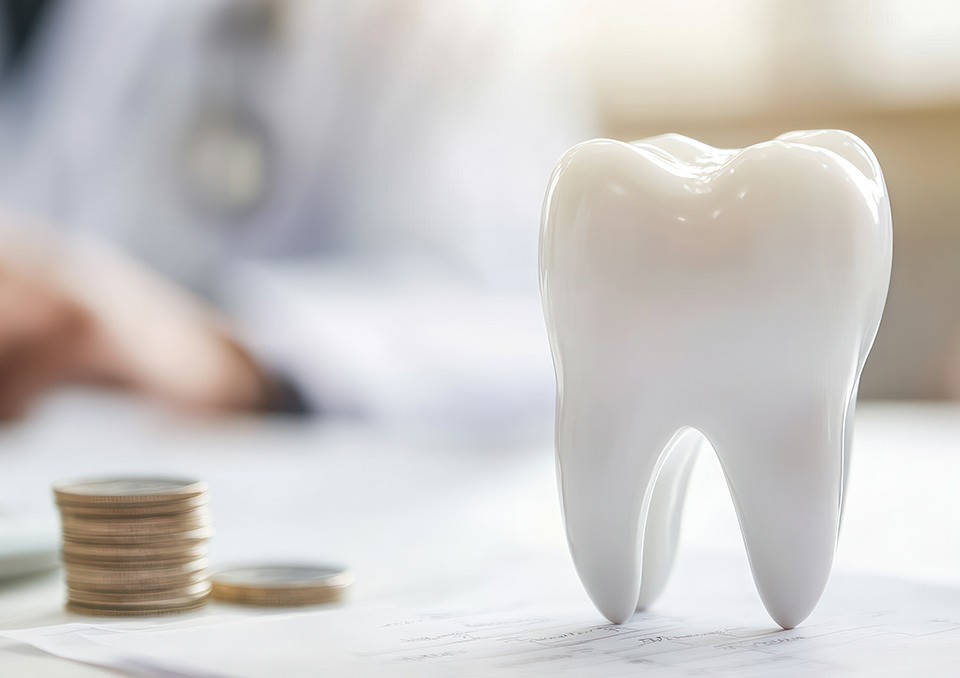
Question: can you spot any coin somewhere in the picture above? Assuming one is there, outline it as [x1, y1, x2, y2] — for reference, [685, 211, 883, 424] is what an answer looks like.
[56, 494, 210, 518]
[61, 525, 215, 546]
[212, 564, 352, 607]
[54, 478, 208, 506]
[67, 578, 210, 595]
[66, 558, 210, 583]
[54, 475, 214, 616]
[60, 509, 212, 535]
[62, 541, 210, 562]
[66, 599, 209, 617]
[67, 581, 212, 606]
[67, 569, 211, 593]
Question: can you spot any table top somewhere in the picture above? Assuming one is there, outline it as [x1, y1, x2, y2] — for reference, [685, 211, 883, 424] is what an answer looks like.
[1, 392, 958, 675]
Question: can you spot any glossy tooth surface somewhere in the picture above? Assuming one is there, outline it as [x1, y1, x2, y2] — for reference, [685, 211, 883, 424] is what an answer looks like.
[540, 130, 892, 629]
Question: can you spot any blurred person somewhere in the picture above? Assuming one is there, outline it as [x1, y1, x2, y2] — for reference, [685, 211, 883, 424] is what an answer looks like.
[0, 0, 594, 424]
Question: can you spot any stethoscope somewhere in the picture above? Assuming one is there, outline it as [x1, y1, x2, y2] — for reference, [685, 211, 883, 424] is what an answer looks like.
[178, 0, 283, 223]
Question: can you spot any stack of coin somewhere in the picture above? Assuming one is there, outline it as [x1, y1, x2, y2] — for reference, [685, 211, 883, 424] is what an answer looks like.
[212, 564, 352, 607]
[53, 477, 213, 616]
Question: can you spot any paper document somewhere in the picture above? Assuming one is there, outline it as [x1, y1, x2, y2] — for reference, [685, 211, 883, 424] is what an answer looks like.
[4, 564, 960, 676]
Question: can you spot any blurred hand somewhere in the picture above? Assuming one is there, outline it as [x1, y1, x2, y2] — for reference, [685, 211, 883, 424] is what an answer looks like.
[0, 264, 98, 419]
[0, 213, 273, 419]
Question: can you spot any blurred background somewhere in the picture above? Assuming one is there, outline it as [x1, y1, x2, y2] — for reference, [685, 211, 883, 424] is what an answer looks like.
[583, 0, 960, 401]
[0, 0, 956, 433]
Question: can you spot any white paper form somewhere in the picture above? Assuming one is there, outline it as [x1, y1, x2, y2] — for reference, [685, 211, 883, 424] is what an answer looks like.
[4, 561, 960, 677]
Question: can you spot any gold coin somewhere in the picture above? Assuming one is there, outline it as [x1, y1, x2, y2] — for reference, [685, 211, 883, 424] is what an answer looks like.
[62, 541, 209, 563]
[65, 557, 210, 581]
[54, 478, 207, 506]
[67, 570, 210, 594]
[56, 494, 209, 518]
[66, 590, 212, 608]
[61, 555, 209, 570]
[212, 564, 352, 607]
[61, 525, 215, 546]
[212, 586, 346, 607]
[60, 509, 212, 535]
[66, 598, 209, 617]
[68, 581, 211, 606]
[53, 475, 215, 617]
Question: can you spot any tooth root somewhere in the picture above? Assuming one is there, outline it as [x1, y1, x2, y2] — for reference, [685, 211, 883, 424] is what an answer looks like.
[635, 429, 700, 612]
[707, 405, 845, 630]
[840, 382, 859, 521]
[556, 387, 677, 624]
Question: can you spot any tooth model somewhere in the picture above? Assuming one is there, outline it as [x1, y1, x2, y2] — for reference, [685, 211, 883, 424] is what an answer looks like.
[539, 131, 892, 629]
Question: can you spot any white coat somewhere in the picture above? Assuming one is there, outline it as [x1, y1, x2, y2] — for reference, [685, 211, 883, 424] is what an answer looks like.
[0, 0, 596, 428]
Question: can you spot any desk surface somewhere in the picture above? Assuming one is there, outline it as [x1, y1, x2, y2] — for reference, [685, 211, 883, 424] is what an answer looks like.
[1, 393, 959, 675]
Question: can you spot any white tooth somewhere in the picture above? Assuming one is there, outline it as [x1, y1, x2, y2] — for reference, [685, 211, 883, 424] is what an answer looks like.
[540, 130, 892, 629]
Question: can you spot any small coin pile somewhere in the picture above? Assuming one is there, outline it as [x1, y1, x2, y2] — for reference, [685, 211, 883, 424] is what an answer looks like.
[54, 477, 213, 616]
[212, 564, 352, 607]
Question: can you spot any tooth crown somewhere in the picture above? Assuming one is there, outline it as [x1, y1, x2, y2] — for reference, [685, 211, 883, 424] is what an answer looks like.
[540, 131, 892, 629]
